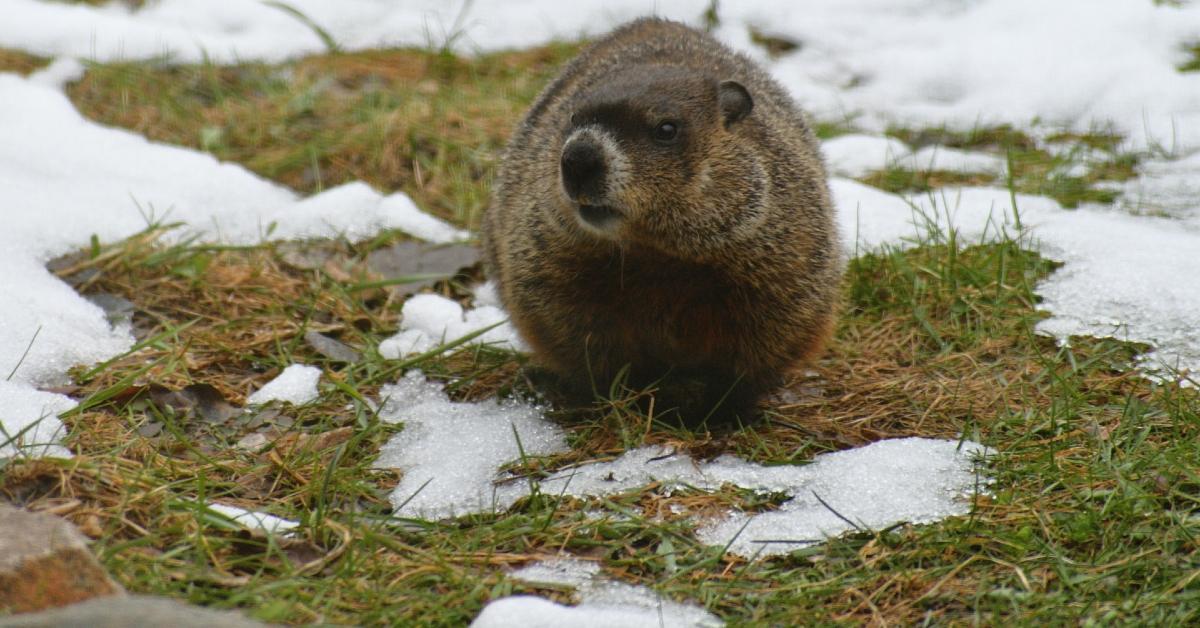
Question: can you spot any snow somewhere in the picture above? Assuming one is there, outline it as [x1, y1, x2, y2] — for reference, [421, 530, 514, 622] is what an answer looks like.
[0, 380, 75, 459]
[472, 558, 723, 628]
[695, 438, 988, 557]
[373, 371, 568, 519]
[510, 558, 603, 588]
[1119, 152, 1200, 224]
[821, 134, 910, 178]
[375, 373, 986, 557]
[377, 282, 528, 359]
[206, 503, 300, 536]
[246, 364, 322, 406]
[901, 146, 1007, 175]
[821, 134, 1006, 179]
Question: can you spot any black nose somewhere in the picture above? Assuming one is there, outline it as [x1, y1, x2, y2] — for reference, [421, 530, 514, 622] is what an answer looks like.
[561, 140, 606, 202]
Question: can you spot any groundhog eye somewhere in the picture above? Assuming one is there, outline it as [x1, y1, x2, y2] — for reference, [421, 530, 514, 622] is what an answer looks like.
[654, 121, 679, 141]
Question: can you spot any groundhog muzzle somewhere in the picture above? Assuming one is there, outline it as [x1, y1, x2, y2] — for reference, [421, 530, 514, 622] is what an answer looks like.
[482, 18, 842, 425]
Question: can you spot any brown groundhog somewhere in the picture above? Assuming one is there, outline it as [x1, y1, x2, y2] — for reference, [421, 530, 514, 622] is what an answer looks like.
[481, 18, 841, 425]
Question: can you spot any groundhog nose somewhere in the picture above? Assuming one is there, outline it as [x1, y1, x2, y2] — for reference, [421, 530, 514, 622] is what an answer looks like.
[560, 141, 607, 201]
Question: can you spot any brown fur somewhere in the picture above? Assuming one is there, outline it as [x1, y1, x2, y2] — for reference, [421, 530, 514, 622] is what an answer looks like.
[482, 18, 842, 424]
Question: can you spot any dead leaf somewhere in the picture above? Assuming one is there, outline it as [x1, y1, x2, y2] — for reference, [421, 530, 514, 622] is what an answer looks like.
[303, 330, 362, 363]
[364, 241, 479, 293]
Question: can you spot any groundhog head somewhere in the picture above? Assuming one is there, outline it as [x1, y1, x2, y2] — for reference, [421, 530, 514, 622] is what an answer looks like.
[557, 65, 762, 257]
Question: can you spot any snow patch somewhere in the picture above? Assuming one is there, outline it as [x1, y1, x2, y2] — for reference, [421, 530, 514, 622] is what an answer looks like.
[378, 282, 527, 359]
[246, 364, 322, 406]
[696, 438, 988, 557]
[374, 371, 568, 519]
[821, 134, 911, 178]
[900, 146, 1007, 175]
[472, 557, 722, 628]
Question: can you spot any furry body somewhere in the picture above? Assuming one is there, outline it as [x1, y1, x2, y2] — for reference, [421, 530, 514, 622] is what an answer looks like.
[482, 18, 841, 422]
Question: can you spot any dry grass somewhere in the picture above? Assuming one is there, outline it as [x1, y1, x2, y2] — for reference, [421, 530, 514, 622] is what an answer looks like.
[0, 48, 48, 75]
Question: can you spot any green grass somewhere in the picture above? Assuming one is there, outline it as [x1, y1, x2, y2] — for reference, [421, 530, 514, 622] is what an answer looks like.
[2, 41, 1199, 626]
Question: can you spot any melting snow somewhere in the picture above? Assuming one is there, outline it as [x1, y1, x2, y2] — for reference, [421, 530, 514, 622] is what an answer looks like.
[472, 558, 723, 628]
[375, 373, 987, 558]
[900, 146, 1007, 175]
[377, 282, 527, 359]
[373, 371, 568, 519]
[246, 364, 322, 406]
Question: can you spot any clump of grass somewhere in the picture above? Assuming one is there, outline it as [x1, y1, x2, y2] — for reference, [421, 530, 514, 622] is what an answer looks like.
[0, 48, 49, 75]
[859, 169, 996, 195]
[1179, 42, 1200, 72]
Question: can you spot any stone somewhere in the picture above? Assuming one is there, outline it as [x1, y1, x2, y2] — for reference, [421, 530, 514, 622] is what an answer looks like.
[0, 595, 269, 627]
[0, 503, 123, 614]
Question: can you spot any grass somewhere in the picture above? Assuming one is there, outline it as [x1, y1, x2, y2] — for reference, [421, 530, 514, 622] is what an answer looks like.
[0, 48, 49, 75]
[871, 125, 1140, 209]
[2, 37, 1199, 627]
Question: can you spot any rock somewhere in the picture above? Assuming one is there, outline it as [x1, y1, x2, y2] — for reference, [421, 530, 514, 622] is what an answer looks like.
[0, 595, 268, 628]
[0, 503, 123, 614]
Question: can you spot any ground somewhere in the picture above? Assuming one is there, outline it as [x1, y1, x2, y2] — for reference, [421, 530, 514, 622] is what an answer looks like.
[1, 17, 1199, 628]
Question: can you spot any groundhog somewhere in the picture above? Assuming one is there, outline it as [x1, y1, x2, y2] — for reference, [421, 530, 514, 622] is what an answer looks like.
[481, 17, 841, 425]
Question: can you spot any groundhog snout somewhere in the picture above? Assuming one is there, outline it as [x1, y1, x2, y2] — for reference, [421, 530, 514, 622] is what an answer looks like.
[560, 140, 608, 203]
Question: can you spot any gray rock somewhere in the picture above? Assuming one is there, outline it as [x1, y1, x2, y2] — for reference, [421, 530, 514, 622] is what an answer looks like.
[0, 596, 268, 628]
[0, 503, 123, 614]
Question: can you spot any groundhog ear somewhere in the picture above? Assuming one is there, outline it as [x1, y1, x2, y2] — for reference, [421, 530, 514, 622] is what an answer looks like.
[718, 80, 753, 127]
